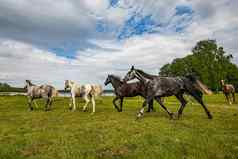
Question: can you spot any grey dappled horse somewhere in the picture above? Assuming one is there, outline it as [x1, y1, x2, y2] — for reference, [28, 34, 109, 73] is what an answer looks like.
[123, 66, 213, 119]
[24, 80, 58, 111]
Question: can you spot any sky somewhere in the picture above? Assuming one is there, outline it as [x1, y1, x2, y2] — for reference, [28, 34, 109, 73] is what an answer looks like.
[0, 0, 238, 89]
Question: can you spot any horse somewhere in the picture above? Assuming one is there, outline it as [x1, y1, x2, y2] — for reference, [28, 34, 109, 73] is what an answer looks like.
[104, 74, 154, 112]
[64, 80, 102, 113]
[24, 80, 58, 111]
[123, 66, 213, 119]
[220, 80, 235, 104]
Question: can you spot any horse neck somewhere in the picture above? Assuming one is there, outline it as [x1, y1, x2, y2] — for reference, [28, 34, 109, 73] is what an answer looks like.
[137, 70, 155, 79]
[111, 77, 122, 89]
[26, 84, 32, 91]
[220, 81, 225, 86]
[135, 70, 149, 84]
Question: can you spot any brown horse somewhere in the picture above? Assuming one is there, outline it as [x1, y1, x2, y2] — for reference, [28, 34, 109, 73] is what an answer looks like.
[220, 80, 235, 105]
[104, 74, 154, 112]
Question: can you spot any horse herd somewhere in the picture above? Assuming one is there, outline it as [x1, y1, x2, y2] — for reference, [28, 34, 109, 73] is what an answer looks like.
[24, 66, 236, 119]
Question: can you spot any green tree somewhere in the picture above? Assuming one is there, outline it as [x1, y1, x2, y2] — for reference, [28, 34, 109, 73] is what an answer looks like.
[159, 40, 238, 91]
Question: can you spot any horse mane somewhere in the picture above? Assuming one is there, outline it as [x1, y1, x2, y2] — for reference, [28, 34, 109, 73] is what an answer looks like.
[110, 75, 122, 81]
[26, 80, 36, 86]
[110, 75, 124, 84]
[69, 80, 75, 85]
[135, 69, 157, 79]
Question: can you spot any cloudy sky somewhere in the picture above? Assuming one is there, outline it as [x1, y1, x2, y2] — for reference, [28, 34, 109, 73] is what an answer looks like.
[0, 0, 238, 89]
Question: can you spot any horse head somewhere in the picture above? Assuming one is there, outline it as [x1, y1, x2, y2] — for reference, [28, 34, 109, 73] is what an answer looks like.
[123, 66, 136, 82]
[25, 80, 32, 84]
[64, 80, 70, 91]
[24, 80, 33, 89]
[104, 75, 112, 86]
[220, 80, 225, 86]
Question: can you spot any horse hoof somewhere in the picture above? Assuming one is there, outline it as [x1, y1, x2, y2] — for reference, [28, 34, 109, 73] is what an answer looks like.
[135, 116, 141, 121]
[169, 113, 174, 119]
[208, 115, 213, 119]
[136, 112, 143, 119]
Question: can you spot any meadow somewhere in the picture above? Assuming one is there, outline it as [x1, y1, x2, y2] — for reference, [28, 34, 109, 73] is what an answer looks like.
[0, 94, 238, 159]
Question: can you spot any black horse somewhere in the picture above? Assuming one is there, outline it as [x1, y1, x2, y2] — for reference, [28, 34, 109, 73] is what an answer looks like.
[104, 74, 154, 112]
[123, 66, 213, 119]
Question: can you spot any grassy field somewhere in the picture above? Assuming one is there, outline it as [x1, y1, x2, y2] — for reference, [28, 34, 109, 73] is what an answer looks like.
[0, 94, 238, 159]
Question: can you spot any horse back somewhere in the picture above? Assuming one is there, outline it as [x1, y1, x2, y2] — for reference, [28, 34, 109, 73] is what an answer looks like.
[150, 77, 185, 96]
[224, 84, 235, 93]
[118, 82, 145, 97]
[39, 85, 56, 97]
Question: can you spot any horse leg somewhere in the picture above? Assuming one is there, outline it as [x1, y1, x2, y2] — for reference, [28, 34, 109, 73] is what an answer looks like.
[190, 93, 212, 119]
[154, 97, 173, 119]
[119, 97, 123, 112]
[28, 97, 33, 111]
[146, 100, 151, 112]
[91, 96, 96, 114]
[232, 93, 236, 103]
[83, 95, 90, 112]
[33, 100, 39, 109]
[113, 96, 120, 112]
[69, 97, 73, 110]
[48, 98, 53, 111]
[175, 94, 188, 119]
[146, 99, 154, 112]
[44, 98, 50, 111]
[137, 96, 153, 119]
[225, 93, 231, 105]
[72, 96, 77, 111]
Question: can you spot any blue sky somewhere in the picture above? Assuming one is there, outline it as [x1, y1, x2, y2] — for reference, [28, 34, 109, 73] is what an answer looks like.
[0, 0, 237, 88]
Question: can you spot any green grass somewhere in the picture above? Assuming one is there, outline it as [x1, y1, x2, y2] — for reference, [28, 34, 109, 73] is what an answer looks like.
[0, 94, 238, 159]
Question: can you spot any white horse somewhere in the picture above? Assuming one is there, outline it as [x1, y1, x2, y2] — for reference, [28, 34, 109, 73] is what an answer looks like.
[64, 80, 103, 113]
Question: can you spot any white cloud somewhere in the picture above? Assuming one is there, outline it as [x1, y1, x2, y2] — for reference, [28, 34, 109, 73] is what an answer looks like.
[0, 35, 191, 89]
[0, 0, 238, 89]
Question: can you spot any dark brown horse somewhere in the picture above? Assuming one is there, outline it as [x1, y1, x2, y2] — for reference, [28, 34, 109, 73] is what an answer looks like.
[220, 80, 235, 104]
[104, 74, 154, 112]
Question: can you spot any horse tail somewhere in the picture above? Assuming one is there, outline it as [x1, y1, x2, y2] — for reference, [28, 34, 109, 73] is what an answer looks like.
[91, 85, 103, 97]
[52, 88, 59, 97]
[185, 75, 213, 95]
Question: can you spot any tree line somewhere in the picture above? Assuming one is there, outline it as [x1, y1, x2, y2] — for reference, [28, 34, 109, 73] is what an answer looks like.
[0, 83, 25, 92]
[159, 40, 238, 92]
